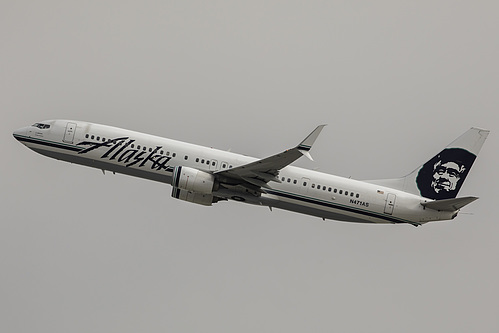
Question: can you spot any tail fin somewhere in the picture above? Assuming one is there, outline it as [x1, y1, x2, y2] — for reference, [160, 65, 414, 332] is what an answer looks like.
[368, 127, 490, 200]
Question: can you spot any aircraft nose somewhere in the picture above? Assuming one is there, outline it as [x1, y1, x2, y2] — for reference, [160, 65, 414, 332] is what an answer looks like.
[13, 126, 28, 141]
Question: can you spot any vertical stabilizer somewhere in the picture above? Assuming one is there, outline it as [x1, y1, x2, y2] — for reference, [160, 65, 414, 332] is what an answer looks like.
[367, 128, 490, 200]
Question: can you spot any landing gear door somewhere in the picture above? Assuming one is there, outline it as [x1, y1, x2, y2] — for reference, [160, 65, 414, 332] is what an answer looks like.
[63, 122, 77, 144]
[384, 193, 396, 215]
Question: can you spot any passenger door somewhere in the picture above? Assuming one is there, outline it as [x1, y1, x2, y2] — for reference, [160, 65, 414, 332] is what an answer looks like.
[63, 122, 77, 143]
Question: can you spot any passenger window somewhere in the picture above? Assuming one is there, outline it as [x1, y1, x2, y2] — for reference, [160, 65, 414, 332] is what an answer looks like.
[328, 187, 332, 192]
[131, 144, 135, 148]
[96, 136, 100, 141]
[102, 138, 106, 142]
[345, 191, 348, 196]
[356, 193, 360, 198]
[293, 180, 297, 184]
[334, 189, 337, 193]
[323, 186, 326, 191]
[137, 145, 141, 149]
[303, 182, 307, 186]
[143, 147, 146, 151]
[196, 158, 200, 162]
[91, 135, 95, 140]
[85, 134, 89, 138]
[172, 153, 176, 157]
[287, 178, 291, 183]
[312, 184, 315, 189]
[184, 156, 188, 160]
[350, 192, 354, 197]
[201, 159, 205, 164]
[149, 148, 152, 152]
[339, 190, 343, 194]
[222, 163, 227, 168]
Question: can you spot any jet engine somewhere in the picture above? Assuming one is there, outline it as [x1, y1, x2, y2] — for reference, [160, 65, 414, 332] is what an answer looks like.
[171, 166, 217, 206]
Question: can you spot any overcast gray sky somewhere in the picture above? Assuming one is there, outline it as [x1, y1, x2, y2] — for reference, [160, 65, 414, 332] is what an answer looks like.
[2, 1, 498, 332]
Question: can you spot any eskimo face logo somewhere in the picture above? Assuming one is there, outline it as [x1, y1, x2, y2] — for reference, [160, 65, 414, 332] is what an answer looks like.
[431, 161, 464, 193]
[416, 148, 476, 200]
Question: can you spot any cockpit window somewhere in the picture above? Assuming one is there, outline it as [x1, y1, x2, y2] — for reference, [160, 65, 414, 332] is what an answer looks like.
[32, 123, 50, 129]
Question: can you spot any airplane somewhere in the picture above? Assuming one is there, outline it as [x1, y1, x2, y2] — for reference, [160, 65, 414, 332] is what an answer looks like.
[13, 120, 489, 226]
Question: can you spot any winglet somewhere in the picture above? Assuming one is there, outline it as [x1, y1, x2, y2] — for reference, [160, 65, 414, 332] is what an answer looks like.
[297, 125, 326, 160]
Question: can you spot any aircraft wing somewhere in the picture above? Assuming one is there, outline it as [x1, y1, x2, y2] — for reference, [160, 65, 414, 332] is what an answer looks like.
[215, 125, 326, 189]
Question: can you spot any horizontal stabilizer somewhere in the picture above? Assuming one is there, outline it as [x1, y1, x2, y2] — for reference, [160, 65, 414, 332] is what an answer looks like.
[421, 196, 478, 212]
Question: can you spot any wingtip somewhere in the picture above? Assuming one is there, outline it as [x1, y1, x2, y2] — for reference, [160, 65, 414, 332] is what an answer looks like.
[299, 124, 326, 151]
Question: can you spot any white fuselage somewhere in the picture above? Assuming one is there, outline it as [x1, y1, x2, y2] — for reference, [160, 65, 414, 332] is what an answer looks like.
[13, 120, 456, 225]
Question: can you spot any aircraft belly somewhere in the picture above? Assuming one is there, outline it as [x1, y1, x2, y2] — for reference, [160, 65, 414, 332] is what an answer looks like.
[31, 147, 173, 184]
[258, 190, 412, 224]
[270, 199, 376, 223]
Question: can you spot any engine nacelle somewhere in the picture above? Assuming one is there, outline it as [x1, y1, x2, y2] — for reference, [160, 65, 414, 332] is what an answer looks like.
[171, 188, 214, 206]
[172, 166, 215, 194]
[171, 166, 216, 206]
